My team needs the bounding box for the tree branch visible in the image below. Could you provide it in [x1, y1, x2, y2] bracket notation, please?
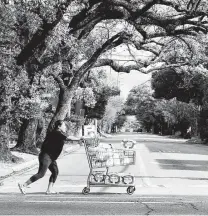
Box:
[40, 53, 61, 70]
[16, 0, 73, 65]
[174, 36, 194, 59]
[155, 0, 188, 13]
[69, 4, 129, 38]
[140, 62, 189, 73]
[187, 0, 202, 14]
[146, 40, 165, 46]
[129, 38, 164, 58]
[93, 58, 190, 75]
[50, 73, 66, 90]
[93, 58, 144, 73]
[126, 44, 145, 66]
[141, 46, 160, 56]
[69, 0, 207, 40]
[69, 31, 132, 88]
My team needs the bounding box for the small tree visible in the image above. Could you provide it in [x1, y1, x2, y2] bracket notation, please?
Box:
[114, 110, 127, 132]
[99, 96, 124, 133]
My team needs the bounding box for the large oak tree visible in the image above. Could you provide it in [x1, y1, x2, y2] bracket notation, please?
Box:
[1, 0, 208, 159]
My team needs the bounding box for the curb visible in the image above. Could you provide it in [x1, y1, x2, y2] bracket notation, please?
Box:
[0, 160, 37, 186]
[0, 144, 81, 185]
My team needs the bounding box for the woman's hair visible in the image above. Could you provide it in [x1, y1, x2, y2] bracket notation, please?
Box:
[54, 120, 64, 129]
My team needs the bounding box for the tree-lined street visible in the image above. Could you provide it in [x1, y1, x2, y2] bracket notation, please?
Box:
[1, 0, 208, 160]
[1, 132, 208, 214]
[1, 1, 208, 214]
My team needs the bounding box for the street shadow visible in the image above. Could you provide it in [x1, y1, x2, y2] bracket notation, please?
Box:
[0, 192, 133, 199]
[134, 176, 208, 181]
[156, 159, 208, 171]
[134, 140, 186, 144]
[143, 141, 208, 155]
[0, 192, 82, 196]
[61, 192, 125, 196]
[0, 192, 126, 196]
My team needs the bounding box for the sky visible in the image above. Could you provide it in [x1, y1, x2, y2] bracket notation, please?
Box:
[104, 44, 152, 100]
[107, 70, 151, 99]
[120, 71, 151, 99]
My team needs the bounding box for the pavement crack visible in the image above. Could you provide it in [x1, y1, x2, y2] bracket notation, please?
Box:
[174, 202, 199, 211]
[142, 203, 154, 215]
[189, 203, 199, 211]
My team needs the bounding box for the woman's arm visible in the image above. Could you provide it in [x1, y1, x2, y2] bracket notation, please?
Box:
[57, 128, 83, 142]
[66, 135, 81, 141]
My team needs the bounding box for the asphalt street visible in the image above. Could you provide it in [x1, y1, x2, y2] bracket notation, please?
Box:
[1, 132, 208, 215]
[0, 194, 208, 215]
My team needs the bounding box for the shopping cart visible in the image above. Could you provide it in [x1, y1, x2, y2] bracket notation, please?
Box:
[82, 137, 136, 195]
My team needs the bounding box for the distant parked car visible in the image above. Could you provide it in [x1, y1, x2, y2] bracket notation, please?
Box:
[135, 128, 142, 133]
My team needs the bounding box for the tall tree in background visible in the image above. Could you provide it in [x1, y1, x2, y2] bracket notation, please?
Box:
[100, 96, 125, 133]
[151, 66, 208, 138]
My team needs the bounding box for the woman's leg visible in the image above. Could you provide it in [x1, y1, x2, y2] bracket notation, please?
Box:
[46, 161, 59, 194]
[18, 152, 52, 194]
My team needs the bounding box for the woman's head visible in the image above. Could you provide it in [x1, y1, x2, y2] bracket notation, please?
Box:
[54, 120, 67, 133]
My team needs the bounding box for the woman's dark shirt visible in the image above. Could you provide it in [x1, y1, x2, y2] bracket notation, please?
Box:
[41, 130, 67, 160]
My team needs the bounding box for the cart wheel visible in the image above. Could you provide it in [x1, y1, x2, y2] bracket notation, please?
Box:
[82, 187, 90, 195]
[127, 186, 135, 195]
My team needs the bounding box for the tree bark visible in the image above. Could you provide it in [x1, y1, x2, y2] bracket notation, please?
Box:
[0, 144, 12, 161]
[47, 87, 74, 133]
[0, 125, 14, 161]
[12, 118, 39, 155]
[36, 117, 46, 149]
[0, 123, 21, 162]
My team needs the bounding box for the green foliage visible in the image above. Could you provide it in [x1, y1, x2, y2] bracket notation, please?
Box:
[73, 87, 96, 108]
[85, 86, 120, 119]
[125, 85, 152, 115]
[152, 67, 208, 105]
[0, 3, 59, 137]
[100, 95, 125, 133]
[125, 84, 197, 136]
[114, 114, 126, 130]
[151, 68, 185, 101]
[122, 116, 139, 132]
[66, 114, 85, 135]
[151, 64, 208, 139]
[81, 70, 120, 120]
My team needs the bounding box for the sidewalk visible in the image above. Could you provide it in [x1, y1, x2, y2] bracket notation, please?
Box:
[0, 143, 80, 185]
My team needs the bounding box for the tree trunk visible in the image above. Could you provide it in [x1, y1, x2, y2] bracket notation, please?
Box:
[47, 88, 73, 133]
[0, 124, 22, 162]
[10, 8, 39, 155]
[36, 117, 46, 149]
[0, 125, 13, 161]
[0, 144, 12, 161]
[12, 118, 39, 155]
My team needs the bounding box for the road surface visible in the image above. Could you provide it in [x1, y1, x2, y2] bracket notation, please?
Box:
[1, 132, 208, 215]
[0, 194, 208, 215]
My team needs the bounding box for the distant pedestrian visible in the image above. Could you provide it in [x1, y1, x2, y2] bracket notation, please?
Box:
[18, 120, 82, 195]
